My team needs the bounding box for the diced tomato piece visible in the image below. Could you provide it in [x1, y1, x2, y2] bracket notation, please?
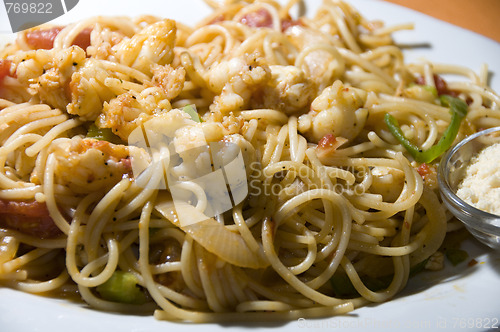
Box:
[240, 9, 273, 28]
[71, 28, 92, 50]
[25, 26, 92, 50]
[25, 27, 64, 50]
[415, 74, 459, 97]
[0, 60, 14, 93]
[0, 60, 11, 80]
[0, 199, 61, 238]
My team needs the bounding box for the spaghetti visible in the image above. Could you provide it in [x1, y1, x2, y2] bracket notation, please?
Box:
[0, 0, 498, 322]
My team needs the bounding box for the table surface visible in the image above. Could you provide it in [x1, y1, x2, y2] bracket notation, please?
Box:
[382, 0, 500, 43]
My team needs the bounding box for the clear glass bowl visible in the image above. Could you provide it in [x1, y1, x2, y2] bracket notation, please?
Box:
[438, 127, 500, 250]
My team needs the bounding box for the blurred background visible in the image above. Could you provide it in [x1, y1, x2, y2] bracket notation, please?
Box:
[1, 0, 499, 42]
[383, 0, 500, 42]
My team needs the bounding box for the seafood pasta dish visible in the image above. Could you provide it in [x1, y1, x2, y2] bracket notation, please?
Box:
[0, 0, 498, 322]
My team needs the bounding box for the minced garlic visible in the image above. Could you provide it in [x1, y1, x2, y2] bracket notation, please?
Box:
[457, 142, 500, 215]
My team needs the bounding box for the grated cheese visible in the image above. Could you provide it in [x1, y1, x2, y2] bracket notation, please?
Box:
[457, 142, 500, 215]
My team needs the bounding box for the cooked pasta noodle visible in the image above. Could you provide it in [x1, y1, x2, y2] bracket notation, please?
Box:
[0, 0, 498, 323]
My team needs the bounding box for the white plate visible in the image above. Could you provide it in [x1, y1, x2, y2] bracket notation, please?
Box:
[1, 1, 500, 331]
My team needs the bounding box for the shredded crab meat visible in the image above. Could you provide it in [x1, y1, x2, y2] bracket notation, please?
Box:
[68, 57, 118, 120]
[425, 251, 444, 271]
[299, 80, 368, 143]
[113, 19, 177, 75]
[285, 25, 345, 90]
[12, 46, 86, 110]
[42, 137, 145, 193]
[206, 55, 271, 116]
[95, 64, 185, 140]
[261, 65, 313, 114]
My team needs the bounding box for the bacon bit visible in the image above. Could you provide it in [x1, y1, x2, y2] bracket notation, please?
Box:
[416, 163, 432, 177]
[0, 60, 14, 90]
[281, 17, 301, 31]
[25, 26, 92, 50]
[468, 258, 478, 267]
[120, 157, 133, 177]
[416, 163, 438, 189]
[316, 134, 348, 159]
[240, 9, 273, 28]
[0, 199, 61, 238]
[120, 157, 132, 171]
[415, 74, 459, 97]
[318, 133, 338, 149]
[434, 75, 459, 97]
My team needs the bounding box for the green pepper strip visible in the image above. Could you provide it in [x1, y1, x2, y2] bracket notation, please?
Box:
[96, 270, 147, 304]
[384, 95, 468, 163]
[87, 124, 122, 144]
[445, 248, 469, 266]
[182, 104, 202, 123]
